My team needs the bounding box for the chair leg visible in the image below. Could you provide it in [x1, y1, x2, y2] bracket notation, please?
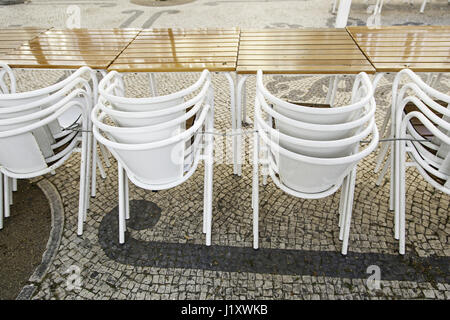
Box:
[91, 136, 98, 197]
[374, 137, 390, 173]
[125, 174, 130, 220]
[118, 163, 126, 244]
[224, 72, 237, 175]
[77, 131, 88, 236]
[398, 141, 406, 254]
[12, 178, 17, 192]
[252, 131, 260, 250]
[0, 172, 3, 229]
[3, 174, 10, 218]
[339, 175, 350, 232]
[242, 80, 250, 124]
[376, 156, 390, 186]
[203, 156, 208, 234]
[8, 178, 12, 205]
[205, 156, 213, 246]
[99, 143, 111, 168]
[341, 167, 357, 255]
[236, 74, 248, 176]
[149, 73, 158, 97]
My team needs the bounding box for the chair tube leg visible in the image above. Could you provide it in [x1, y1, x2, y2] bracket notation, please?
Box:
[99, 143, 111, 168]
[205, 155, 213, 246]
[77, 131, 88, 236]
[252, 130, 260, 250]
[225, 72, 237, 175]
[125, 173, 130, 220]
[339, 175, 350, 231]
[398, 140, 406, 254]
[149, 73, 158, 97]
[242, 80, 250, 124]
[341, 166, 357, 255]
[91, 136, 98, 197]
[12, 178, 17, 192]
[0, 172, 3, 229]
[374, 136, 390, 173]
[4, 174, 10, 218]
[118, 163, 125, 244]
[8, 178, 12, 205]
[376, 156, 390, 186]
[329, 75, 340, 107]
[236, 75, 248, 176]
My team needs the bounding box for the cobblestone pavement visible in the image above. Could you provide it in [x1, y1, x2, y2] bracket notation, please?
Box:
[1, 0, 449, 300]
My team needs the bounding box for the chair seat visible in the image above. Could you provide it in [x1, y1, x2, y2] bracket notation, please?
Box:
[286, 101, 332, 109]
[405, 100, 449, 186]
[404, 100, 446, 137]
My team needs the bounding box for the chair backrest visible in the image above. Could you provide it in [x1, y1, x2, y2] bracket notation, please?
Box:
[0, 62, 16, 94]
[257, 117, 379, 194]
[98, 70, 210, 128]
[0, 88, 90, 176]
[92, 70, 213, 187]
[257, 70, 374, 124]
[256, 70, 375, 141]
[255, 71, 379, 194]
[0, 65, 95, 158]
[394, 69, 450, 191]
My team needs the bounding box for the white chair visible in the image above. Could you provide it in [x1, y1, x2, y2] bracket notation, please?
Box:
[0, 62, 17, 218]
[92, 70, 215, 245]
[252, 70, 379, 255]
[0, 63, 109, 199]
[391, 69, 450, 254]
[375, 70, 449, 213]
[0, 69, 93, 234]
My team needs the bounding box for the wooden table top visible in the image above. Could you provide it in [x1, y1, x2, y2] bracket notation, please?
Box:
[108, 28, 240, 72]
[347, 25, 450, 73]
[0, 28, 49, 56]
[0, 28, 140, 70]
[236, 28, 375, 74]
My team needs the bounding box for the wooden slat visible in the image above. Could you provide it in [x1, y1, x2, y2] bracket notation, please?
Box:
[121, 51, 237, 58]
[127, 42, 238, 48]
[109, 28, 239, 72]
[109, 62, 236, 72]
[0, 59, 109, 69]
[237, 65, 376, 74]
[1, 28, 139, 69]
[114, 57, 237, 64]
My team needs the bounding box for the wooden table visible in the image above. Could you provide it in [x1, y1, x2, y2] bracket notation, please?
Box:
[108, 28, 240, 73]
[0, 28, 140, 69]
[109, 28, 242, 175]
[0, 27, 48, 56]
[347, 25, 450, 73]
[237, 28, 375, 75]
[235, 29, 376, 174]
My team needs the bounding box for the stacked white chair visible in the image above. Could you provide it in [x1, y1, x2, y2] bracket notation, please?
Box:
[0, 62, 17, 222]
[252, 70, 379, 255]
[0, 63, 95, 234]
[388, 69, 450, 254]
[92, 70, 215, 245]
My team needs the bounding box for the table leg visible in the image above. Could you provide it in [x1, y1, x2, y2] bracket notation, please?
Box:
[149, 73, 158, 97]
